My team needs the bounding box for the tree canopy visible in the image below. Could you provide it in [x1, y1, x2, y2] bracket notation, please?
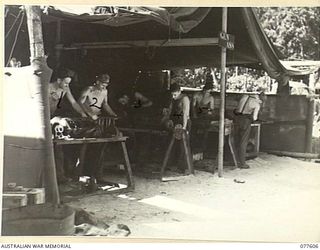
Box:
[255, 7, 320, 60]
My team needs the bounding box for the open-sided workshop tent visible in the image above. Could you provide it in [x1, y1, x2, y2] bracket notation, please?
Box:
[3, 6, 316, 192]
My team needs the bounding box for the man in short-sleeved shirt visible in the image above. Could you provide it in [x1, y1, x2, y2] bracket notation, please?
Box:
[233, 92, 266, 168]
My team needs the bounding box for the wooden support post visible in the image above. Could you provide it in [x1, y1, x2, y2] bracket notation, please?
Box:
[25, 6, 59, 203]
[55, 20, 62, 68]
[305, 99, 315, 153]
[218, 7, 228, 178]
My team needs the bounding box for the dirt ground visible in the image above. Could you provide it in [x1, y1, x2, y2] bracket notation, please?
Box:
[66, 153, 320, 242]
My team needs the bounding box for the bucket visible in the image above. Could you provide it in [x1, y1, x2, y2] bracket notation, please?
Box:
[2, 203, 75, 236]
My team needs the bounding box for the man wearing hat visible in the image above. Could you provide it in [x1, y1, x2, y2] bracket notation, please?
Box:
[79, 73, 117, 119]
[233, 91, 266, 169]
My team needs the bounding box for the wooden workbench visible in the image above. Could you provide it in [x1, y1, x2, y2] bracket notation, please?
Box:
[53, 135, 134, 190]
[193, 119, 238, 171]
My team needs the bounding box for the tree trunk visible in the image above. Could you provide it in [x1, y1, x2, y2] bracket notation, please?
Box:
[25, 6, 60, 203]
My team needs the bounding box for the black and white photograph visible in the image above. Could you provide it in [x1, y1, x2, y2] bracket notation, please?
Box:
[2, 3, 320, 243]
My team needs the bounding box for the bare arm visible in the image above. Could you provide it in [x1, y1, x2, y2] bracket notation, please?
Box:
[65, 88, 87, 117]
[135, 92, 153, 108]
[209, 96, 214, 113]
[161, 101, 172, 123]
[192, 93, 200, 118]
[252, 104, 260, 121]
[103, 92, 117, 116]
[182, 96, 190, 130]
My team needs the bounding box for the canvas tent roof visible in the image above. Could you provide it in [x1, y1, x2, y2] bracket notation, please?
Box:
[5, 6, 316, 81]
[41, 6, 316, 79]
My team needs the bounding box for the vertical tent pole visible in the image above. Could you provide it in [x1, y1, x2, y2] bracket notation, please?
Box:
[218, 7, 228, 177]
[55, 20, 62, 68]
[305, 98, 315, 153]
[25, 6, 60, 203]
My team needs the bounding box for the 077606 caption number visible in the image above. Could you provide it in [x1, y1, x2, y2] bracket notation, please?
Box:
[300, 244, 319, 248]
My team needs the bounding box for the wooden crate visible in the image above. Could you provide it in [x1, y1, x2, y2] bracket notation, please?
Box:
[2, 193, 28, 209]
[5, 188, 45, 205]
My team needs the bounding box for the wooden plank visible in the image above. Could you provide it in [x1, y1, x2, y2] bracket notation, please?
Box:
[5, 188, 45, 205]
[59, 37, 220, 50]
[2, 193, 28, 209]
[160, 135, 175, 180]
[53, 136, 128, 145]
[265, 150, 319, 159]
[182, 132, 194, 175]
[228, 132, 238, 169]
[119, 127, 168, 136]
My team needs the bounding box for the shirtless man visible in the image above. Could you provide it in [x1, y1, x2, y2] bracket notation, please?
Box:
[78, 73, 117, 181]
[79, 73, 117, 119]
[49, 69, 87, 184]
[163, 83, 191, 131]
[117, 91, 152, 109]
[163, 83, 191, 173]
[49, 69, 87, 118]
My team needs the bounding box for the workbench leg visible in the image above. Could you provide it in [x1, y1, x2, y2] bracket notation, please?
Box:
[76, 144, 87, 178]
[160, 135, 175, 180]
[130, 131, 138, 164]
[182, 132, 194, 174]
[256, 124, 261, 155]
[53, 145, 65, 182]
[96, 143, 108, 179]
[228, 134, 238, 169]
[121, 141, 135, 190]
[202, 130, 209, 153]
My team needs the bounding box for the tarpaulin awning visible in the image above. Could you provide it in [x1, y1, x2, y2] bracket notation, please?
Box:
[44, 6, 211, 34]
[6, 6, 318, 83]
